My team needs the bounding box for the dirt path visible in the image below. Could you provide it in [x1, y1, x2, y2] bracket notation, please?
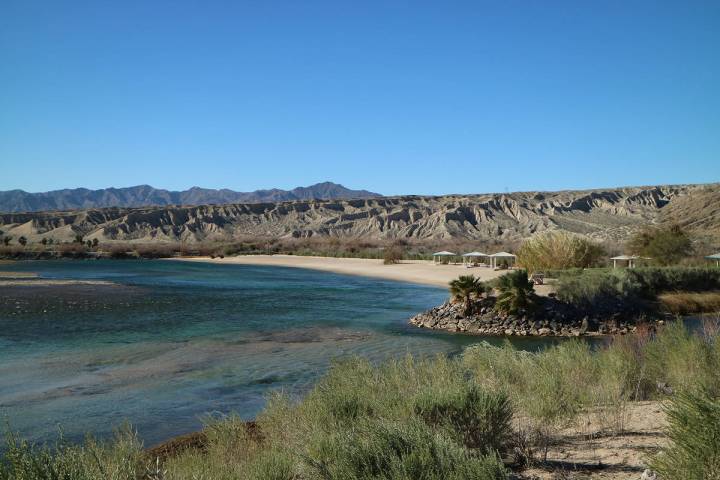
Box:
[520, 401, 666, 479]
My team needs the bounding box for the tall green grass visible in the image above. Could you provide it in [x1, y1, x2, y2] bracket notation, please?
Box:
[0, 425, 143, 480]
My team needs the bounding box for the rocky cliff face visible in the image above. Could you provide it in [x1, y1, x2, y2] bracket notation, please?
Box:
[0, 184, 716, 244]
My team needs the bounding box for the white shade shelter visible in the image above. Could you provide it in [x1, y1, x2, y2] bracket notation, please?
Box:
[706, 253, 720, 267]
[432, 251, 457, 265]
[611, 255, 640, 269]
[462, 251, 488, 267]
[489, 252, 516, 269]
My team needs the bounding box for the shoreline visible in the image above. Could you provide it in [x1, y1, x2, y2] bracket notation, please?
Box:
[168, 254, 507, 288]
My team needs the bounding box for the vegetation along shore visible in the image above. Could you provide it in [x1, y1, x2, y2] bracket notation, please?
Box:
[3, 319, 720, 479]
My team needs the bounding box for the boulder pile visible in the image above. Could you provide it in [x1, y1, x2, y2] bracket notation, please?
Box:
[409, 297, 655, 337]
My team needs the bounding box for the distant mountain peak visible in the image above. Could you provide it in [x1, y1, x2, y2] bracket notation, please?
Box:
[0, 182, 382, 213]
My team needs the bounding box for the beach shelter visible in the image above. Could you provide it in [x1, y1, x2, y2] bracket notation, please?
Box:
[432, 251, 457, 265]
[462, 251, 488, 267]
[611, 255, 641, 269]
[706, 253, 720, 267]
[489, 252, 516, 269]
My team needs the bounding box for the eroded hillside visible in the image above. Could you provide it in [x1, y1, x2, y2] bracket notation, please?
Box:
[1, 184, 717, 245]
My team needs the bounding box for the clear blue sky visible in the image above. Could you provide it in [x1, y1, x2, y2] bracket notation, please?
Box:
[1, 1, 718, 195]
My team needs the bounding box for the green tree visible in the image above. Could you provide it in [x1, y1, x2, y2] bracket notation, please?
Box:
[92, 238, 99, 247]
[627, 224, 693, 266]
[449, 275, 487, 316]
[41, 238, 48, 245]
[18, 236, 27, 247]
[74, 234, 84, 244]
[494, 269, 536, 315]
[2, 236, 10, 246]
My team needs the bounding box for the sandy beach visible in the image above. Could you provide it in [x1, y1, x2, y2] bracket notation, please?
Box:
[171, 255, 506, 288]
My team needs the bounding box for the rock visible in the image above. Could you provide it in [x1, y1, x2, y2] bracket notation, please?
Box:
[656, 382, 673, 395]
[579, 317, 590, 334]
[538, 328, 551, 336]
[504, 329, 514, 336]
[641, 469, 657, 480]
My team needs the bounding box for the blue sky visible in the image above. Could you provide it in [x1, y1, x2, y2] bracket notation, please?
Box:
[1, 1, 718, 195]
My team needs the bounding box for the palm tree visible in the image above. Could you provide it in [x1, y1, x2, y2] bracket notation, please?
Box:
[494, 269, 536, 315]
[449, 275, 487, 316]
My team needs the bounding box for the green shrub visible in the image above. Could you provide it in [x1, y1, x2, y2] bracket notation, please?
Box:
[414, 384, 512, 454]
[598, 328, 656, 401]
[649, 391, 720, 479]
[555, 270, 631, 308]
[306, 418, 508, 480]
[517, 231, 606, 273]
[462, 342, 588, 422]
[555, 267, 720, 310]
[630, 267, 720, 292]
[644, 320, 720, 396]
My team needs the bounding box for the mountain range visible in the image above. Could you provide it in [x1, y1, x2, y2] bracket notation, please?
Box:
[1, 183, 718, 246]
[0, 182, 381, 213]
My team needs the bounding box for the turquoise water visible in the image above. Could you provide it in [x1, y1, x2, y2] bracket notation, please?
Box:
[0, 260, 553, 447]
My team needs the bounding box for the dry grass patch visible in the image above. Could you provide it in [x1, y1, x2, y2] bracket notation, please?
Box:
[659, 291, 720, 314]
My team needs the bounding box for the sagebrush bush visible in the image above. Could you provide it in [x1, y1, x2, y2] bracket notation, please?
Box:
[306, 418, 507, 480]
[414, 384, 512, 454]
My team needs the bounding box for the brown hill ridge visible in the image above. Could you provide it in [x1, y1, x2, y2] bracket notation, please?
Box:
[0, 184, 718, 245]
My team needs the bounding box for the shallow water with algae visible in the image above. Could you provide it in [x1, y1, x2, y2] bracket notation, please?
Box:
[1, 259, 553, 446]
